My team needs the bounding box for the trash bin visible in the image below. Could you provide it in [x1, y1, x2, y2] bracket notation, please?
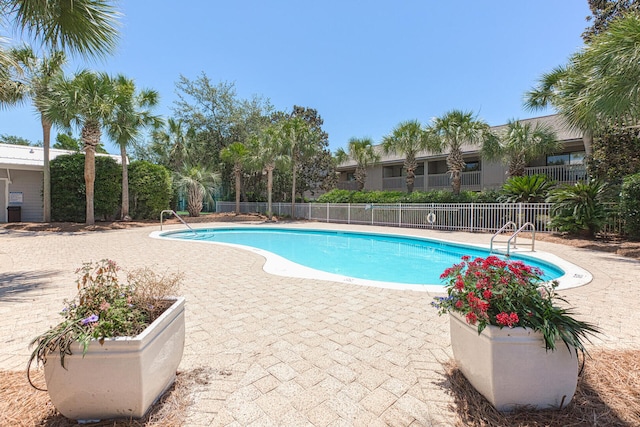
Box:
[7, 206, 21, 222]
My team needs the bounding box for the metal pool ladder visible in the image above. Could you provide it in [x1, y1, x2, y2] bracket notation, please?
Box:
[160, 210, 198, 235]
[490, 221, 536, 255]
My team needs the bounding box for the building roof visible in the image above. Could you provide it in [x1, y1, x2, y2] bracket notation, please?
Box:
[337, 114, 584, 169]
[0, 143, 123, 170]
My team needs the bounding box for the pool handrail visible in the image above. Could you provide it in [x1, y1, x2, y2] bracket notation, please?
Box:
[160, 210, 198, 235]
[490, 221, 536, 255]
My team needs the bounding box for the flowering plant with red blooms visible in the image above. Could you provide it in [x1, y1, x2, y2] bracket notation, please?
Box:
[433, 255, 600, 352]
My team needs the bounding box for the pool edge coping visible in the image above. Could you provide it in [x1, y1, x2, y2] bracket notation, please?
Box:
[149, 224, 593, 293]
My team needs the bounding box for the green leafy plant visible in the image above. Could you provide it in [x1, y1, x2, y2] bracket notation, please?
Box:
[621, 173, 640, 239]
[547, 179, 607, 238]
[500, 174, 554, 203]
[28, 260, 182, 374]
[432, 256, 599, 353]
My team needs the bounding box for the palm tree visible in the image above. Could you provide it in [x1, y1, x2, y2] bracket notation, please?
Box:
[278, 117, 318, 216]
[2, 0, 120, 58]
[106, 75, 161, 220]
[524, 15, 640, 155]
[335, 137, 380, 191]
[381, 120, 429, 194]
[1, 46, 65, 222]
[151, 118, 195, 170]
[42, 70, 116, 225]
[249, 125, 288, 220]
[220, 142, 250, 215]
[174, 163, 220, 217]
[482, 119, 560, 178]
[428, 110, 494, 195]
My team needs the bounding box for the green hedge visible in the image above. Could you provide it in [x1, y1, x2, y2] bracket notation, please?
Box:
[51, 153, 121, 222]
[316, 189, 501, 204]
[128, 161, 172, 220]
[621, 173, 640, 238]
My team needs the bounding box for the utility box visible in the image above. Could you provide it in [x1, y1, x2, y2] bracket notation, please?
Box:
[7, 206, 21, 222]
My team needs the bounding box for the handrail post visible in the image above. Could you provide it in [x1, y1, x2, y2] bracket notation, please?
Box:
[160, 210, 197, 235]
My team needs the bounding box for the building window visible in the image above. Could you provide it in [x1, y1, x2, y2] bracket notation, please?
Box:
[346, 172, 356, 181]
[547, 151, 585, 166]
[383, 164, 424, 178]
[464, 161, 480, 172]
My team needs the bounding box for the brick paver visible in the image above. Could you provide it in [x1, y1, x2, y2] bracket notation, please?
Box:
[1, 222, 638, 425]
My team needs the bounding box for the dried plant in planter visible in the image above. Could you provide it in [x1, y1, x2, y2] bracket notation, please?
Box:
[28, 260, 183, 377]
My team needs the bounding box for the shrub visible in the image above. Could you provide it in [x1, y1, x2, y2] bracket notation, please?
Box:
[621, 173, 640, 238]
[51, 154, 121, 222]
[547, 180, 607, 238]
[317, 189, 501, 204]
[500, 174, 554, 203]
[128, 161, 172, 220]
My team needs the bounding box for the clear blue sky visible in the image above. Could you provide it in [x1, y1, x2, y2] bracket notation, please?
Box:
[2, 1, 591, 154]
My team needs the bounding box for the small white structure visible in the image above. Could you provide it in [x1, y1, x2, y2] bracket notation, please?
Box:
[0, 143, 121, 222]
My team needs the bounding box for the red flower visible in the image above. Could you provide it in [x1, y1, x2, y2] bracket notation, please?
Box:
[455, 300, 464, 309]
[466, 312, 478, 324]
[495, 312, 519, 327]
[482, 289, 493, 300]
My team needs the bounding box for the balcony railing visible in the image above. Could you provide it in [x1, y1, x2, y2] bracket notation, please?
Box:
[427, 171, 481, 190]
[337, 181, 359, 191]
[525, 164, 587, 183]
[382, 176, 424, 190]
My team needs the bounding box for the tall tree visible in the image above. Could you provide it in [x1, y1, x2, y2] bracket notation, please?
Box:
[220, 142, 250, 214]
[149, 118, 195, 170]
[248, 125, 288, 220]
[1, 0, 120, 99]
[582, 0, 640, 41]
[428, 110, 494, 195]
[106, 75, 161, 220]
[0, 134, 32, 145]
[42, 70, 116, 225]
[1, 0, 120, 58]
[482, 119, 560, 177]
[1, 47, 66, 222]
[277, 116, 319, 216]
[381, 120, 429, 194]
[335, 137, 380, 191]
[526, 14, 640, 156]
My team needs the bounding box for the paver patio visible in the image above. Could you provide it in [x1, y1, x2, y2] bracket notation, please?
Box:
[1, 221, 639, 426]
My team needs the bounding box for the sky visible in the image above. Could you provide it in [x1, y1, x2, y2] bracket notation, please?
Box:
[2, 1, 592, 155]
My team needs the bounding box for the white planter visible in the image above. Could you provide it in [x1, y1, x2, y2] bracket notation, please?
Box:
[449, 312, 578, 412]
[44, 297, 186, 421]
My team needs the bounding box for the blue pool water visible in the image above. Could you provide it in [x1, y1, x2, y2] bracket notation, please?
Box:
[160, 227, 564, 286]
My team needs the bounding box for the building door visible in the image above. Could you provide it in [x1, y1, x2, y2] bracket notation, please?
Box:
[0, 179, 6, 222]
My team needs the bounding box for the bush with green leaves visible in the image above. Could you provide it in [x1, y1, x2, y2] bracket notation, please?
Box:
[620, 173, 640, 238]
[547, 180, 607, 238]
[317, 189, 501, 204]
[50, 153, 121, 222]
[500, 174, 554, 203]
[128, 161, 172, 220]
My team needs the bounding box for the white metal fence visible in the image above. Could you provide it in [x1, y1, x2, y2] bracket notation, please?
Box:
[215, 202, 561, 232]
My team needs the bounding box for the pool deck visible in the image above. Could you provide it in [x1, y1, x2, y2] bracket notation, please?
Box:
[1, 221, 639, 426]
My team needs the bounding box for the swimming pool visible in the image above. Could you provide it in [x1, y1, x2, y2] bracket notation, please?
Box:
[153, 226, 591, 292]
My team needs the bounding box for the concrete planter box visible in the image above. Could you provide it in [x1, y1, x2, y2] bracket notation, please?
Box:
[449, 312, 578, 412]
[44, 297, 186, 421]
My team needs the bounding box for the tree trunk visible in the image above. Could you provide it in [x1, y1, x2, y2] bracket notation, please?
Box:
[234, 168, 241, 215]
[120, 143, 130, 220]
[291, 161, 297, 218]
[81, 123, 101, 226]
[355, 167, 366, 191]
[42, 116, 52, 222]
[84, 146, 96, 225]
[447, 149, 466, 195]
[266, 165, 274, 220]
